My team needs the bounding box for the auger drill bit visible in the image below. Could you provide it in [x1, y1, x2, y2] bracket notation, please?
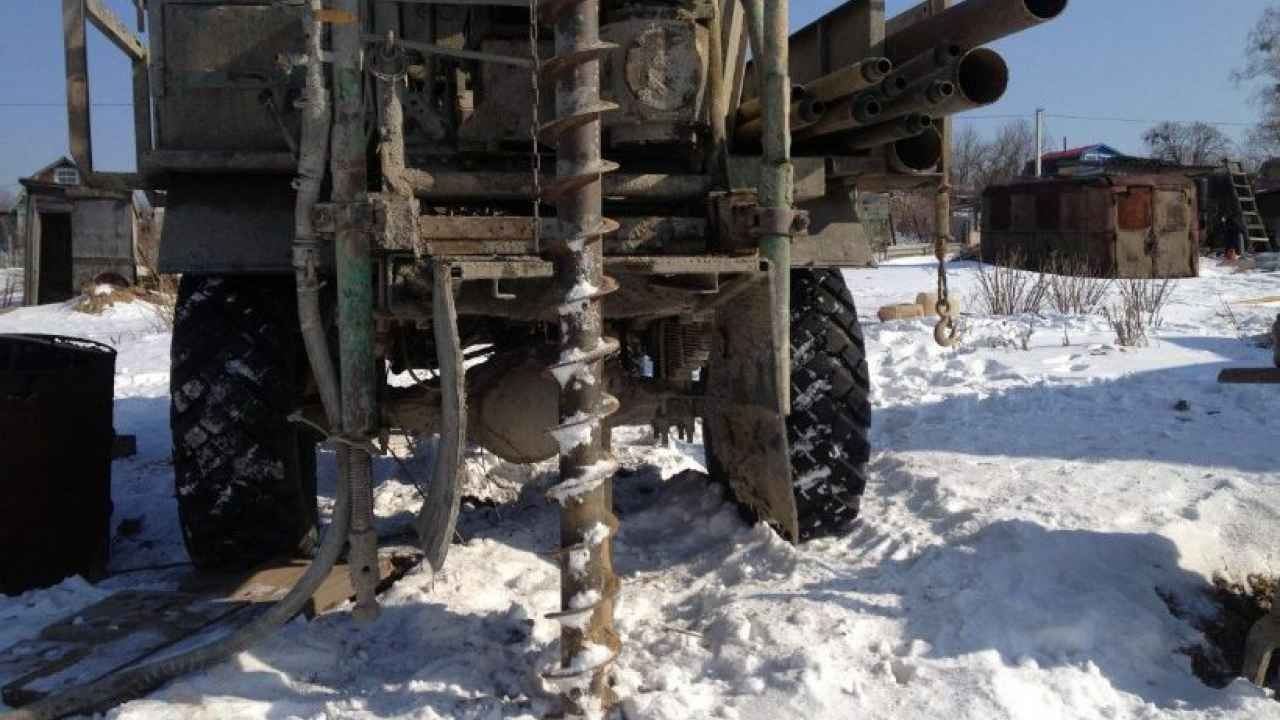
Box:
[536, 0, 623, 715]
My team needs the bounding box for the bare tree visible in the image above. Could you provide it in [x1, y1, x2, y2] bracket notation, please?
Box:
[949, 119, 1045, 196]
[1234, 5, 1280, 162]
[950, 123, 988, 194]
[1141, 121, 1233, 166]
[888, 192, 935, 243]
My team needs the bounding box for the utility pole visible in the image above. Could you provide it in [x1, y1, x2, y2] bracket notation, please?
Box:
[1034, 107, 1045, 177]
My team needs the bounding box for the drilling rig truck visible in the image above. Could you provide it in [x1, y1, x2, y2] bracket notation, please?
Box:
[21, 0, 1067, 716]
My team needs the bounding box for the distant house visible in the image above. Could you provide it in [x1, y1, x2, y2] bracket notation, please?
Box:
[1025, 144, 1208, 179]
[1032, 144, 1125, 177]
[19, 157, 141, 305]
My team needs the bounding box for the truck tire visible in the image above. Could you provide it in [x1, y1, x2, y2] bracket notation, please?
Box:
[171, 275, 320, 569]
[788, 268, 872, 540]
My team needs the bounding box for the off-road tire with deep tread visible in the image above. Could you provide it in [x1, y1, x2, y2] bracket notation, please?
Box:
[171, 275, 320, 569]
[788, 268, 872, 540]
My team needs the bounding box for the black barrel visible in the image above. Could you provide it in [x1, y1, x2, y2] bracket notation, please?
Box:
[1, 334, 116, 595]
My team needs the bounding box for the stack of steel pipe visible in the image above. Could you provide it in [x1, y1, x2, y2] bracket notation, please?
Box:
[735, 57, 890, 143]
[738, 0, 1069, 171]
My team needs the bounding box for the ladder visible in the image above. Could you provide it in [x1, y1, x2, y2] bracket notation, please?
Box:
[1224, 159, 1273, 253]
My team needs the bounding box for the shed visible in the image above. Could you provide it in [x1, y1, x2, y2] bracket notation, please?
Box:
[981, 174, 1199, 279]
[19, 158, 140, 305]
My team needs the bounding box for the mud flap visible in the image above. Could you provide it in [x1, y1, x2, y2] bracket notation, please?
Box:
[416, 261, 467, 571]
[702, 271, 800, 540]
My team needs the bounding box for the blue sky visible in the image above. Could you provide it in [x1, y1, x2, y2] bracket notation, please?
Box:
[0, 0, 1272, 196]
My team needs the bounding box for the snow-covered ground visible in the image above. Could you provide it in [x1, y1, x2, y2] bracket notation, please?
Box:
[3, 260, 1280, 719]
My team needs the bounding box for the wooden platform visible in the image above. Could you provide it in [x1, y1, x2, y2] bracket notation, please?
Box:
[1218, 367, 1280, 384]
[0, 552, 418, 707]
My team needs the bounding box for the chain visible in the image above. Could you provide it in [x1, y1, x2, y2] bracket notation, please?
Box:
[528, 0, 542, 253]
[934, 181, 961, 347]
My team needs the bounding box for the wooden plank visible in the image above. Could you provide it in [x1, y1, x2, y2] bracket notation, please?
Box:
[721, 0, 749, 118]
[63, 0, 93, 174]
[132, 61, 153, 170]
[416, 216, 708, 255]
[86, 0, 148, 61]
[1218, 368, 1280, 384]
[1, 591, 248, 707]
[179, 554, 412, 616]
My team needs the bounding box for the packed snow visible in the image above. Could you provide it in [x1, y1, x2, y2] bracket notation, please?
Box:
[3, 258, 1280, 719]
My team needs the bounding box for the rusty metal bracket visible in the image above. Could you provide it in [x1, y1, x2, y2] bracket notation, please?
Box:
[316, 198, 421, 252]
[312, 201, 375, 238]
[750, 206, 809, 239]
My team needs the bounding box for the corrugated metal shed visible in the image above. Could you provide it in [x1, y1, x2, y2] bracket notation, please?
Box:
[981, 174, 1199, 279]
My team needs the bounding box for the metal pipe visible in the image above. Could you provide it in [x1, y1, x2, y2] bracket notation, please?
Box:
[331, 0, 380, 623]
[734, 97, 826, 140]
[759, 0, 792, 414]
[886, 126, 944, 173]
[802, 57, 892, 103]
[880, 45, 962, 96]
[885, 0, 1068, 65]
[737, 84, 806, 124]
[817, 113, 933, 152]
[880, 47, 1005, 121]
[792, 92, 883, 142]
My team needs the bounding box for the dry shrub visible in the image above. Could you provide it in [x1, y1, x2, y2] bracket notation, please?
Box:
[1102, 278, 1176, 347]
[74, 277, 175, 332]
[1044, 254, 1112, 315]
[135, 239, 178, 330]
[0, 272, 18, 309]
[1103, 297, 1148, 347]
[971, 251, 1048, 316]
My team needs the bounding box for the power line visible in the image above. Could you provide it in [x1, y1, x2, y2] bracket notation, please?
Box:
[957, 112, 1255, 127]
[1049, 113, 1253, 127]
[0, 102, 132, 107]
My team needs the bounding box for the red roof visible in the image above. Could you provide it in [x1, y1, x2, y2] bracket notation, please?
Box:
[1039, 144, 1102, 163]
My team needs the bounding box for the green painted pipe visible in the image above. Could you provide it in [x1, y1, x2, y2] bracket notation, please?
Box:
[330, 0, 380, 622]
[758, 0, 793, 415]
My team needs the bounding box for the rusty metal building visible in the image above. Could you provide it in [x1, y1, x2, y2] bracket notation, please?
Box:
[19, 158, 140, 305]
[981, 174, 1199, 279]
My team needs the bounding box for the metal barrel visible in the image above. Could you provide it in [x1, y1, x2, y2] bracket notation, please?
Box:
[735, 97, 827, 140]
[833, 113, 934, 151]
[886, 126, 944, 173]
[885, 0, 1068, 65]
[801, 57, 893, 102]
[0, 334, 116, 595]
[880, 45, 963, 97]
[880, 48, 1007, 122]
[792, 92, 883, 141]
